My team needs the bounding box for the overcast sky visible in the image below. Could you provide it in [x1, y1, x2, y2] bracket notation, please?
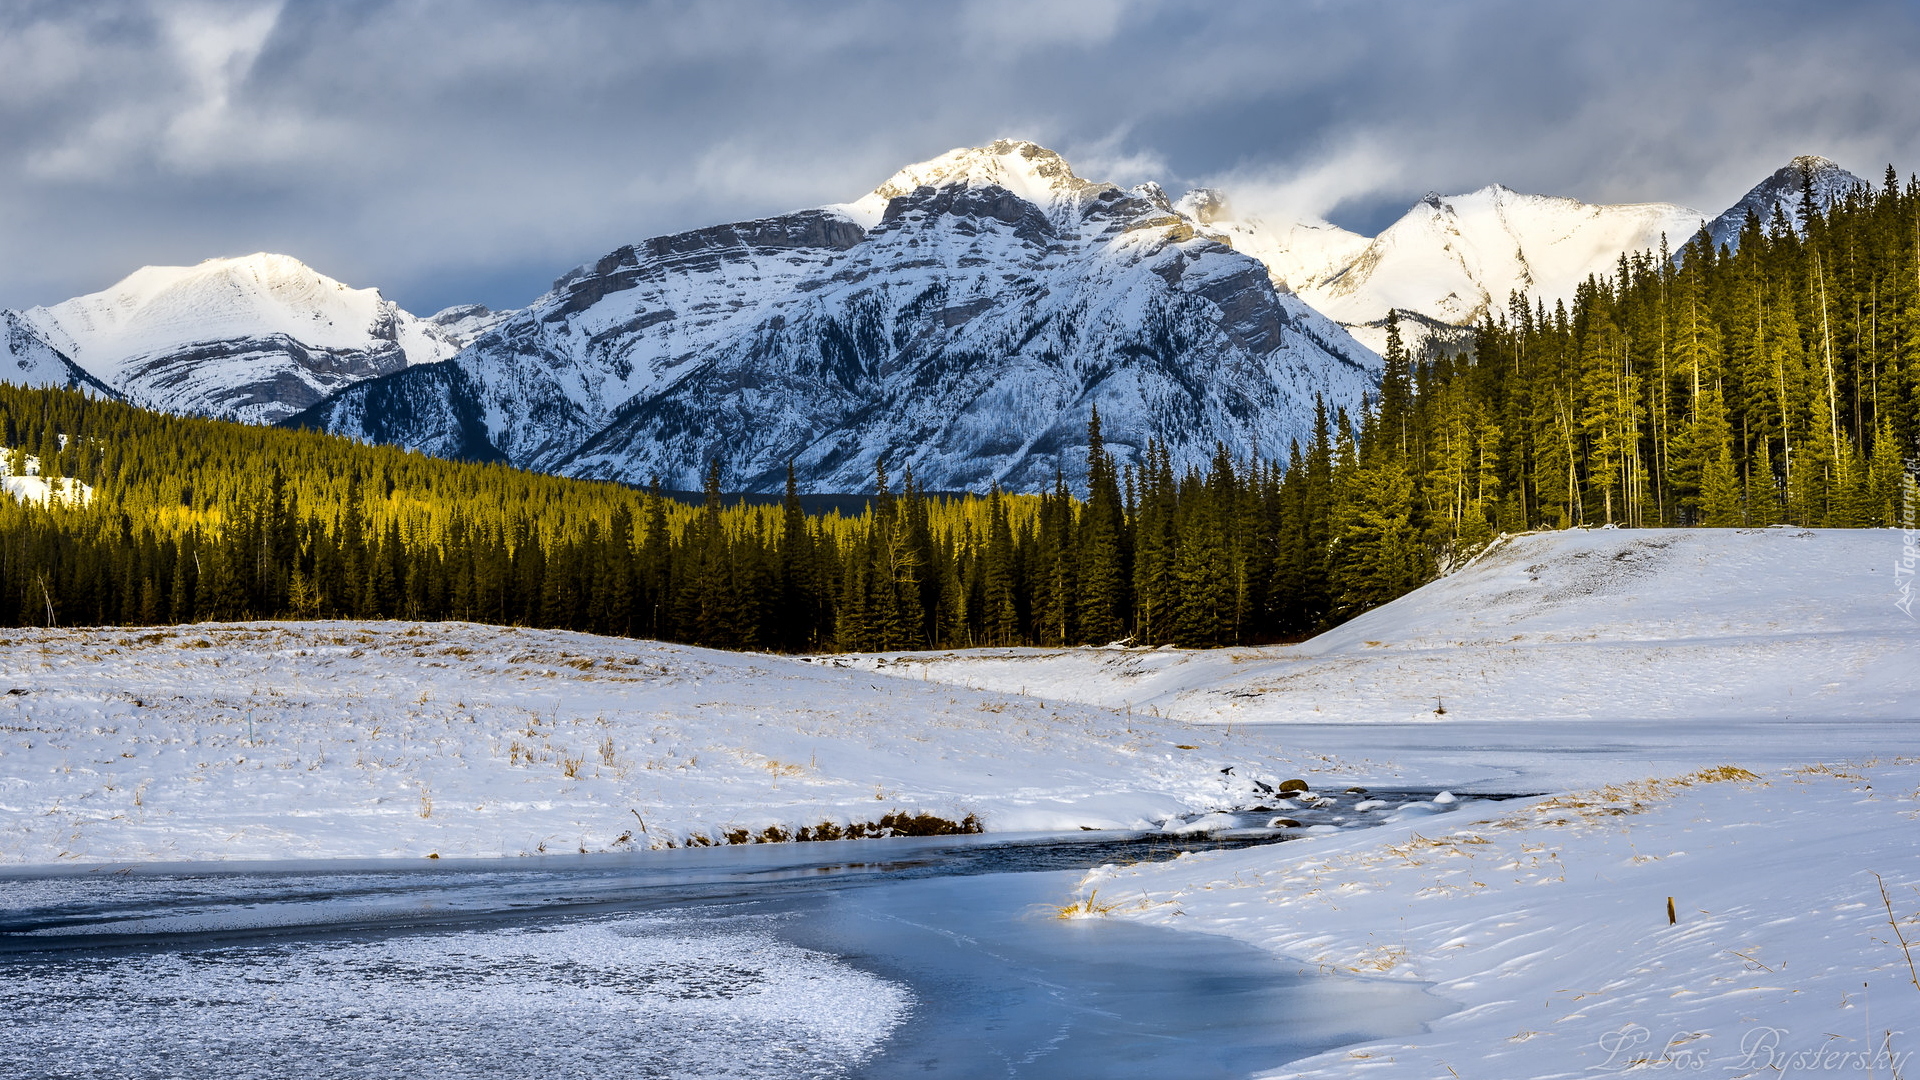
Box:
[6, 0, 1920, 315]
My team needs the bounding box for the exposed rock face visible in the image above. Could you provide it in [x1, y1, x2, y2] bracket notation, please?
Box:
[426, 304, 517, 348]
[291, 140, 1380, 492]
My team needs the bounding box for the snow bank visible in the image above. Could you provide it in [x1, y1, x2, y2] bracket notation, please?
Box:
[1075, 760, 1920, 1079]
[0, 622, 1327, 865]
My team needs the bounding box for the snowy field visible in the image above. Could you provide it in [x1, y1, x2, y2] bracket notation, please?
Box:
[1071, 759, 1920, 1079]
[0, 620, 1322, 864]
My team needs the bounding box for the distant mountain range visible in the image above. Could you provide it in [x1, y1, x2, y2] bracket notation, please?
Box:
[1192, 185, 1704, 354]
[0, 144, 1869, 491]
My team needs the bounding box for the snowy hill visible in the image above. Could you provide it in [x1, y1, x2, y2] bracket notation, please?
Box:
[841, 527, 1913, 731]
[291, 140, 1381, 493]
[14, 254, 465, 425]
[1702, 154, 1867, 252]
[1191, 186, 1703, 353]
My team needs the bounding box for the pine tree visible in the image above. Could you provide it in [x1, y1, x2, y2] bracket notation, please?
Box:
[1076, 406, 1126, 644]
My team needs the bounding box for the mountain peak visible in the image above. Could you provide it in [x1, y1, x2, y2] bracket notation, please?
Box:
[1303, 184, 1704, 334]
[1175, 187, 1231, 224]
[836, 139, 1115, 229]
[870, 139, 1098, 200]
[1702, 156, 1866, 251]
[18, 252, 460, 425]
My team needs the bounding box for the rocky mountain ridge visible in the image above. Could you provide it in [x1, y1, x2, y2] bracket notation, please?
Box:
[292, 140, 1382, 493]
[0, 144, 1873, 492]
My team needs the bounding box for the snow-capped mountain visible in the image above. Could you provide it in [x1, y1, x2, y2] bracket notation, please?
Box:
[292, 140, 1380, 493]
[1702, 155, 1867, 252]
[14, 254, 465, 425]
[1174, 188, 1371, 302]
[1, 311, 115, 395]
[1189, 185, 1703, 353]
[424, 303, 517, 348]
[1191, 156, 1865, 352]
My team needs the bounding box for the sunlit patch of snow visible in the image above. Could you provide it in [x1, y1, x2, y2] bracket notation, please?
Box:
[0, 446, 91, 506]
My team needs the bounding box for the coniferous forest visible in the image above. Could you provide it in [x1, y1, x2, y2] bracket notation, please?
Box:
[0, 169, 1915, 651]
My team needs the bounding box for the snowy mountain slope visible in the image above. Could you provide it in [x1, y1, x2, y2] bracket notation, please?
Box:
[17, 254, 463, 425]
[424, 302, 516, 347]
[1285, 186, 1701, 350]
[292, 141, 1381, 492]
[0, 311, 115, 395]
[1192, 157, 1863, 353]
[1702, 154, 1867, 252]
[1175, 188, 1372, 300]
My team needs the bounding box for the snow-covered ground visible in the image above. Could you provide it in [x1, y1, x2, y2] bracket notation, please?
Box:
[0, 446, 93, 506]
[843, 526, 1920, 1077]
[840, 528, 1914, 788]
[0, 621, 1325, 865]
[1, 526, 1913, 1077]
[1073, 760, 1920, 1079]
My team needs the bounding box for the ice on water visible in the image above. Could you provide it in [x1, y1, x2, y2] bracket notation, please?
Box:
[0, 912, 907, 1080]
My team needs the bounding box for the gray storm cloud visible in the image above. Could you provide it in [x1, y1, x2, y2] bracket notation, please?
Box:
[3, 0, 1917, 314]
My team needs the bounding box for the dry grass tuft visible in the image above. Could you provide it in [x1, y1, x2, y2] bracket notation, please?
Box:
[1057, 890, 1127, 919]
[1505, 766, 1767, 827]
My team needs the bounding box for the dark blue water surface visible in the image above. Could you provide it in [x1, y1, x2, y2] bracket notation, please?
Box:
[0, 824, 1456, 1079]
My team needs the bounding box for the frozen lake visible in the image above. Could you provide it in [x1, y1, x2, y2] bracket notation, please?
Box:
[0, 825, 1458, 1079]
